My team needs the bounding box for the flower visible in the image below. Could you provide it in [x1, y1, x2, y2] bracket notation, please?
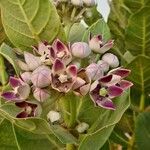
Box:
[51, 59, 77, 93]
[33, 88, 50, 102]
[73, 69, 91, 96]
[15, 101, 38, 118]
[86, 63, 103, 81]
[90, 68, 133, 110]
[18, 52, 42, 71]
[97, 60, 109, 72]
[89, 34, 114, 54]
[31, 65, 52, 88]
[1, 77, 30, 102]
[47, 110, 61, 123]
[21, 72, 32, 85]
[76, 122, 89, 133]
[102, 53, 119, 68]
[52, 39, 72, 65]
[71, 42, 91, 58]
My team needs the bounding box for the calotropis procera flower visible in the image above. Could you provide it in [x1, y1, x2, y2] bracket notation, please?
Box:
[97, 60, 109, 73]
[102, 53, 119, 68]
[71, 42, 91, 58]
[52, 39, 72, 65]
[89, 34, 114, 54]
[86, 63, 104, 81]
[21, 72, 32, 85]
[73, 69, 91, 96]
[90, 68, 133, 110]
[15, 101, 38, 118]
[18, 52, 42, 71]
[1, 77, 30, 101]
[31, 65, 52, 88]
[51, 59, 77, 93]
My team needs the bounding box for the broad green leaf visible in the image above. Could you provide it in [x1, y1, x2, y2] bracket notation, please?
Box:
[135, 112, 150, 150]
[126, 55, 150, 99]
[0, 12, 6, 44]
[125, 7, 150, 57]
[82, 19, 111, 42]
[0, 119, 64, 150]
[78, 90, 130, 150]
[0, 0, 65, 51]
[0, 43, 20, 75]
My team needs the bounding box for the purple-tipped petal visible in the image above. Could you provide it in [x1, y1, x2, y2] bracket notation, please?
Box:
[1, 91, 19, 101]
[52, 59, 65, 75]
[9, 77, 21, 88]
[16, 111, 28, 118]
[67, 65, 77, 78]
[49, 47, 56, 60]
[119, 80, 133, 90]
[96, 97, 116, 110]
[108, 86, 123, 98]
[99, 75, 112, 83]
[99, 40, 114, 53]
[109, 68, 131, 78]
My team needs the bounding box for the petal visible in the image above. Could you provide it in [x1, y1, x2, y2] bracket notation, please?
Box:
[108, 86, 123, 98]
[66, 65, 77, 78]
[109, 68, 131, 78]
[99, 75, 112, 83]
[21, 72, 32, 85]
[9, 77, 22, 88]
[17, 60, 30, 71]
[49, 47, 56, 60]
[96, 97, 116, 110]
[119, 80, 133, 90]
[80, 83, 90, 96]
[73, 77, 86, 90]
[38, 42, 49, 55]
[17, 84, 30, 100]
[16, 111, 28, 118]
[24, 52, 42, 71]
[99, 40, 114, 53]
[15, 101, 28, 108]
[52, 59, 66, 75]
[1, 91, 19, 101]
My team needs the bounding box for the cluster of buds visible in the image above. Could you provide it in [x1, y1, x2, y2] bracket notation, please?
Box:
[53, 0, 96, 7]
[1, 35, 133, 118]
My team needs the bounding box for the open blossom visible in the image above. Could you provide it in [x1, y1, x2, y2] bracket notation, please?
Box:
[51, 58, 78, 93]
[89, 34, 114, 54]
[90, 68, 133, 110]
[1, 77, 30, 102]
[73, 69, 91, 96]
[15, 101, 38, 118]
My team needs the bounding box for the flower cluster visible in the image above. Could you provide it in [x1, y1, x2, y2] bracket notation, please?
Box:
[1, 35, 133, 118]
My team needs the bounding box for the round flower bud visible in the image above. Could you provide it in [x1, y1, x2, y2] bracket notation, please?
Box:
[83, 0, 96, 6]
[33, 88, 50, 102]
[102, 53, 119, 68]
[21, 72, 32, 84]
[76, 122, 89, 133]
[71, 42, 91, 58]
[97, 60, 109, 72]
[71, 0, 83, 6]
[47, 110, 61, 123]
[31, 65, 51, 88]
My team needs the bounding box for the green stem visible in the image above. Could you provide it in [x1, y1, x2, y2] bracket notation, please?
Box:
[0, 55, 8, 85]
[139, 94, 145, 111]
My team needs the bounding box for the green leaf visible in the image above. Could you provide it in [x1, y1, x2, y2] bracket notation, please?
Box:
[0, 43, 20, 75]
[135, 112, 150, 150]
[126, 55, 150, 99]
[0, 119, 64, 150]
[82, 19, 111, 42]
[125, 7, 150, 57]
[0, 0, 65, 51]
[78, 90, 130, 150]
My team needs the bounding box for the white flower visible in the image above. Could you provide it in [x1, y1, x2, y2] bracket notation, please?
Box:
[76, 122, 89, 133]
[47, 111, 61, 123]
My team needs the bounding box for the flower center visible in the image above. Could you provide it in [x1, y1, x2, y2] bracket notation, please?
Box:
[58, 74, 68, 83]
[99, 87, 108, 97]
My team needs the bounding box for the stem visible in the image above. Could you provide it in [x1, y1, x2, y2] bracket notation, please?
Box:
[66, 144, 76, 150]
[139, 94, 145, 111]
[0, 55, 8, 85]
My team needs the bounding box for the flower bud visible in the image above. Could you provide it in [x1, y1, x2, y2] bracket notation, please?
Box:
[47, 110, 61, 123]
[21, 72, 32, 84]
[76, 122, 89, 133]
[71, 0, 83, 6]
[31, 65, 51, 88]
[71, 42, 91, 58]
[102, 53, 119, 68]
[83, 0, 96, 6]
[86, 63, 103, 80]
[33, 88, 50, 102]
[97, 60, 109, 72]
